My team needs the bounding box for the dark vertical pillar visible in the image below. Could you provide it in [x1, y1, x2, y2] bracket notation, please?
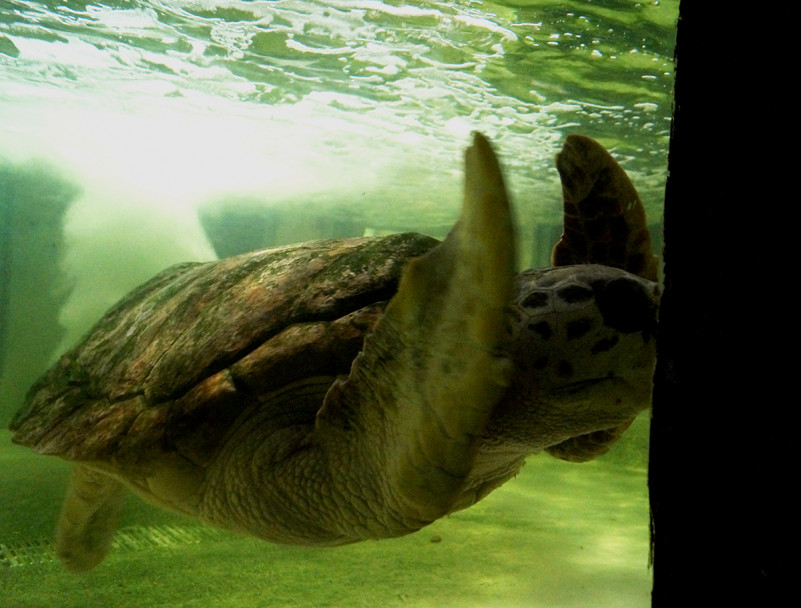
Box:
[0, 162, 76, 428]
[650, 2, 782, 604]
[0, 162, 11, 379]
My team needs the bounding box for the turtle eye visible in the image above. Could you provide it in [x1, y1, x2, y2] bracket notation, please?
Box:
[593, 277, 657, 334]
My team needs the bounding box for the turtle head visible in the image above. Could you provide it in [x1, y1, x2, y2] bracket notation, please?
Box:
[488, 264, 659, 455]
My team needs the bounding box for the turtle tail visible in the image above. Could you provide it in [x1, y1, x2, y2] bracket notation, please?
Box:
[55, 465, 127, 573]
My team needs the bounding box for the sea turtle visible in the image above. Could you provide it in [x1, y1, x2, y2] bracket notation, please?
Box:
[10, 133, 659, 572]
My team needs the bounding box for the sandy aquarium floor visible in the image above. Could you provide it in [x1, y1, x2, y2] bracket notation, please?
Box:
[0, 421, 652, 608]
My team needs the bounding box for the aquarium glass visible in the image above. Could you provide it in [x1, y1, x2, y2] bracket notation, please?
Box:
[1, 1, 677, 606]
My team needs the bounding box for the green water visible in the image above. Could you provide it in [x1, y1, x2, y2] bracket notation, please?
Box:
[1, 1, 676, 605]
[1, 423, 652, 607]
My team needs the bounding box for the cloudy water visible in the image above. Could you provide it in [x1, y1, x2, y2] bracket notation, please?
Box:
[1, 1, 677, 606]
[1, 0, 676, 326]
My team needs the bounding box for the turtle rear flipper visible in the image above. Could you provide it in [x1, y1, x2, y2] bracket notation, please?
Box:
[312, 132, 516, 534]
[55, 465, 127, 573]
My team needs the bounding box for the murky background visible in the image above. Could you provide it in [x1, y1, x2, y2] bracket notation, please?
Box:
[1, 1, 676, 605]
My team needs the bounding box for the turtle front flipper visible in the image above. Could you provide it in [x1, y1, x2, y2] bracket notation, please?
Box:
[315, 132, 516, 534]
[552, 134, 658, 282]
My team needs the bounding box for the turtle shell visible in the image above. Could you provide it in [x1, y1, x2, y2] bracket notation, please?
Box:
[10, 233, 438, 464]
